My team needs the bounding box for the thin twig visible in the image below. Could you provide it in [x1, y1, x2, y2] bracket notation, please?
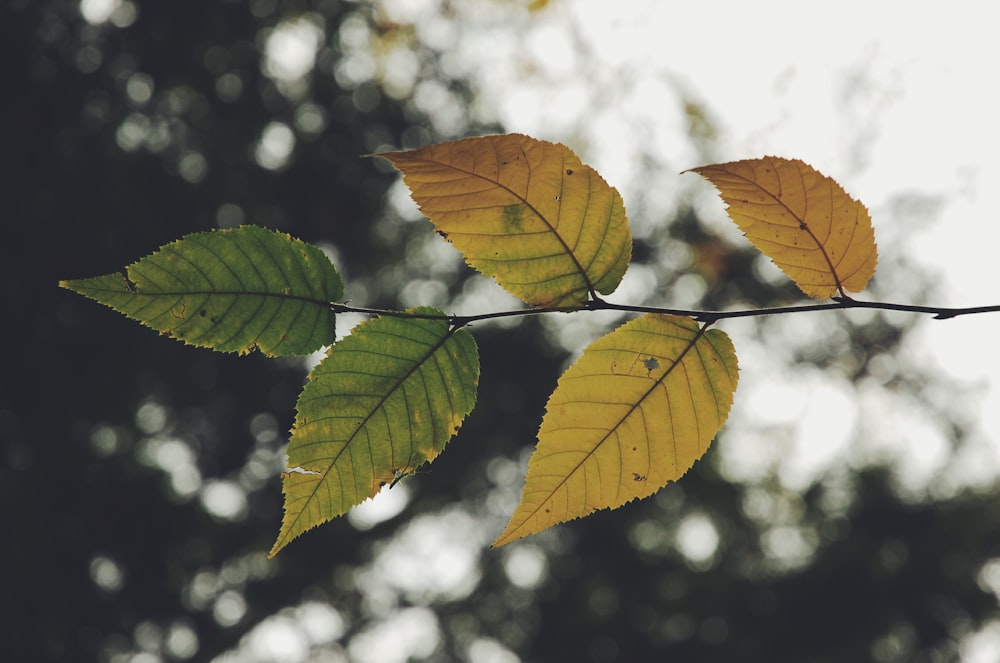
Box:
[331, 298, 1000, 327]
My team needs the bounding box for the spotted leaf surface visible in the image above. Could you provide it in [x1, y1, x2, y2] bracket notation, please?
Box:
[379, 134, 632, 307]
[494, 314, 738, 546]
[60, 225, 342, 356]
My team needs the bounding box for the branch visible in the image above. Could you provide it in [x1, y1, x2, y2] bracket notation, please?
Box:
[331, 298, 1000, 328]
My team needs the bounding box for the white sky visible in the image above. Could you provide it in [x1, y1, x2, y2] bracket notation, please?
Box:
[403, 0, 1000, 493]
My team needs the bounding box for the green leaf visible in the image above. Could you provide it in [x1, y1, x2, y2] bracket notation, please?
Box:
[60, 225, 343, 357]
[270, 308, 479, 557]
[494, 314, 739, 547]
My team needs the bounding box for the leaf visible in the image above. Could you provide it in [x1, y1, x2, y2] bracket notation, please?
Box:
[60, 225, 342, 357]
[378, 134, 632, 308]
[270, 308, 479, 556]
[493, 314, 738, 547]
[689, 157, 878, 298]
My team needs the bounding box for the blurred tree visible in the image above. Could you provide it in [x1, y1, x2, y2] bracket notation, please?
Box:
[3, 1, 1000, 662]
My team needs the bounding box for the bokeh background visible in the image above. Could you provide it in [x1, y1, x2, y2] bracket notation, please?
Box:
[5, 1, 1000, 661]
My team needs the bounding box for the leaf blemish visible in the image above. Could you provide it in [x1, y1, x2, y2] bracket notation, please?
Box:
[642, 357, 659, 374]
[566, 169, 573, 175]
[632, 473, 646, 482]
[283, 466, 322, 477]
[120, 271, 137, 293]
[502, 204, 524, 232]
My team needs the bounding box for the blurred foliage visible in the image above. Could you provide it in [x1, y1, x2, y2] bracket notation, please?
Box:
[3, 1, 1000, 662]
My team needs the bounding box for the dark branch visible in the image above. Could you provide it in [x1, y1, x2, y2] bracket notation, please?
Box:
[331, 298, 1000, 327]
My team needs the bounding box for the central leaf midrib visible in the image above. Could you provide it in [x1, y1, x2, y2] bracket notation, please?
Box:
[727, 164, 844, 292]
[417, 153, 598, 300]
[107, 286, 334, 307]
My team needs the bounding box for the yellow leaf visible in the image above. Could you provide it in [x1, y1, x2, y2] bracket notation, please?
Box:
[689, 157, 877, 298]
[493, 314, 738, 547]
[378, 134, 632, 307]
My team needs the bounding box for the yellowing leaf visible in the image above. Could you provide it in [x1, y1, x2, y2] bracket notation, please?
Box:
[378, 134, 632, 308]
[60, 226, 343, 356]
[493, 314, 738, 547]
[270, 309, 479, 557]
[689, 157, 878, 298]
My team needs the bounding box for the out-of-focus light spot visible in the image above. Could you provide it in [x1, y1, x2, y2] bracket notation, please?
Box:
[468, 637, 521, 663]
[142, 118, 172, 152]
[335, 52, 376, 89]
[674, 512, 720, 567]
[486, 456, 521, 487]
[169, 464, 203, 499]
[872, 622, 917, 662]
[380, 47, 420, 99]
[297, 602, 346, 644]
[89, 555, 125, 592]
[348, 484, 411, 530]
[178, 151, 208, 184]
[216, 203, 245, 228]
[263, 15, 324, 83]
[109, 0, 137, 28]
[135, 401, 167, 434]
[90, 424, 123, 456]
[215, 73, 244, 102]
[200, 480, 248, 521]
[75, 44, 103, 73]
[79, 0, 118, 24]
[184, 570, 219, 611]
[978, 558, 1000, 598]
[362, 507, 487, 604]
[347, 607, 440, 663]
[962, 619, 1000, 663]
[661, 612, 696, 643]
[761, 525, 818, 571]
[255, 122, 295, 170]
[249, 412, 279, 444]
[134, 620, 161, 652]
[214, 601, 346, 661]
[213, 589, 247, 627]
[294, 102, 327, 135]
[161, 85, 194, 115]
[125, 72, 154, 105]
[338, 13, 370, 50]
[628, 519, 671, 555]
[116, 113, 149, 151]
[164, 621, 199, 660]
[670, 272, 708, 308]
[136, 434, 203, 500]
[138, 437, 189, 472]
[244, 615, 309, 662]
[502, 544, 547, 589]
[399, 279, 447, 308]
